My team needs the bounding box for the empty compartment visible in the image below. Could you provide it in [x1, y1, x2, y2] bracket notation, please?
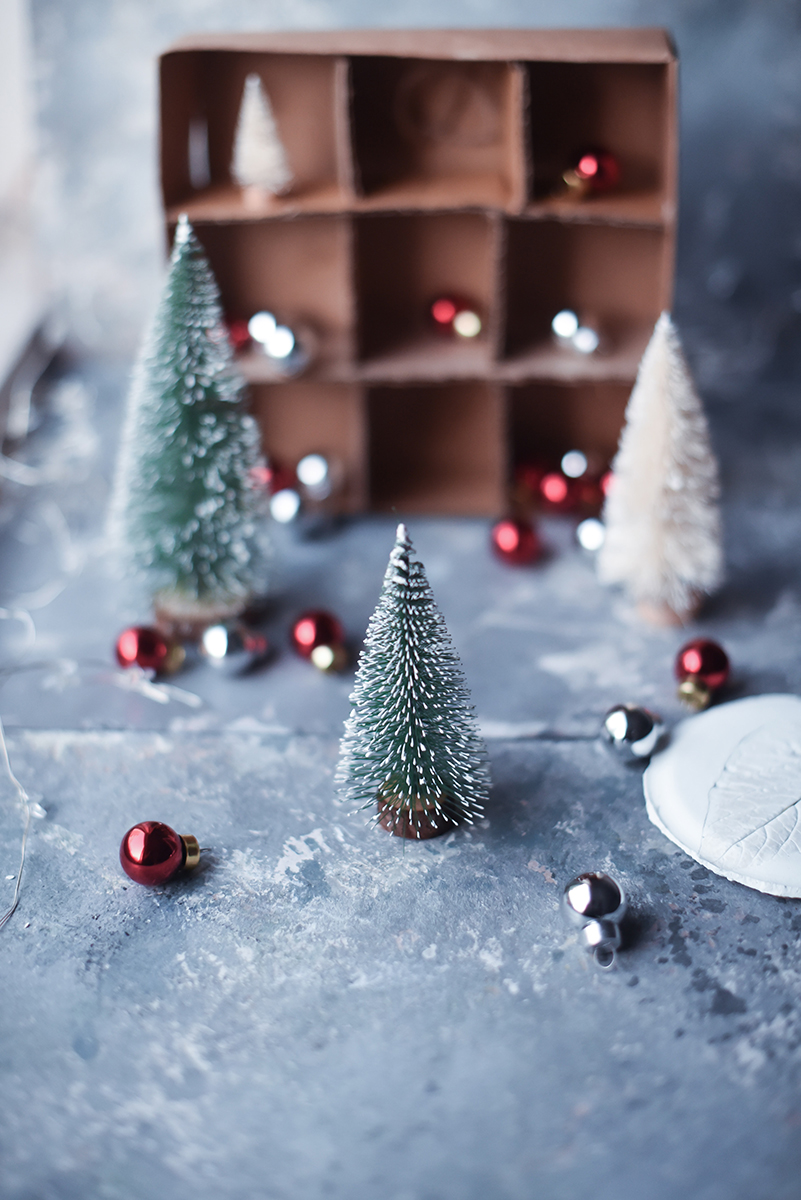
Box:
[189, 216, 355, 365]
[355, 212, 497, 372]
[509, 381, 630, 473]
[527, 62, 672, 213]
[368, 383, 505, 515]
[160, 50, 347, 214]
[350, 57, 524, 207]
[251, 382, 366, 511]
[503, 220, 668, 372]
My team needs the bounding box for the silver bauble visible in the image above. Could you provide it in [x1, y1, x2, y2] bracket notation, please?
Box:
[562, 872, 628, 969]
[601, 703, 664, 763]
[200, 623, 270, 674]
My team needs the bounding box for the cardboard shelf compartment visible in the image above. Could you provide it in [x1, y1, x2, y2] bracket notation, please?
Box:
[250, 382, 366, 511]
[508, 381, 631, 473]
[527, 62, 674, 210]
[188, 216, 355, 367]
[354, 211, 500, 367]
[502, 219, 669, 366]
[160, 51, 352, 213]
[368, 383, 505, 515]
[349, 57, 526, 211]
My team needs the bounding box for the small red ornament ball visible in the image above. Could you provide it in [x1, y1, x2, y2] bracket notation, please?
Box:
[291, 610, 345, 658]
[115, 626, 184, 674]
[540, 472, 575, 511]
[226, 318, 251, 352]
[574, 149, 621, 192]
[674, 638, 730, 691]
[120, 822, 187, 886]
[491, 518, 541, 565]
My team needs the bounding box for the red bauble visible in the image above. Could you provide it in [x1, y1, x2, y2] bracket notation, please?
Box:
[574, 476, 604, 514]
[515, 461, 549, 499]
[249, 460, 295, 495]
[431, 296, 459, 328]
[539, 471, 576, 511]
[119, 821, 200, 886]
[491, 518, 541, 565]
[291, 610, 345, 658]
[226, 318, 252, 352]
[115, 626, 184, 675]
[675, 638, 730, 691]
[574, 149, 621, 192]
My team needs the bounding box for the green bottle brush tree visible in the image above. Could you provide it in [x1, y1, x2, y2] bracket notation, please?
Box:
[110, 215, 266, 637]
[337, 524, 490, 839]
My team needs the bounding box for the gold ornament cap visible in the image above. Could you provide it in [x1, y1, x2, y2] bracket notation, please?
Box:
[677, 677, 712, 712]
[180, 834, 201, 870]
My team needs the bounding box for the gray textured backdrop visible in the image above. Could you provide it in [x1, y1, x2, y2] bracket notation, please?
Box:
[28, 0, 801, 397]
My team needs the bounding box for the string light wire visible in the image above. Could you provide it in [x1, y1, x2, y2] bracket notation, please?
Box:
[0, 714, 33, 932]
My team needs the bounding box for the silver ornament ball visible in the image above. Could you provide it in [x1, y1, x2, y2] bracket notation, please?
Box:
[562, 872, 627, 970]
[601, 703, 664, 763]
[200, 623, 270, 674]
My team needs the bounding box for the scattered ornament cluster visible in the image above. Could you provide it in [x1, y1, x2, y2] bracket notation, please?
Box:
[225, 311, 307, 374]
[490, 452, 612, 565]
[251, 452, 336, 524]
[551, 309, 600, 355]
[114, 606, 347, 682]
[600, 638, 730, 768]
[430, 296, 482, 340]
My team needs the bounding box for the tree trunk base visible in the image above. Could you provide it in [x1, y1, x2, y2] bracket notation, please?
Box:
[636, 596, 702, 627]
[377, 796, 458, 841]
[153, 592, 248, 642]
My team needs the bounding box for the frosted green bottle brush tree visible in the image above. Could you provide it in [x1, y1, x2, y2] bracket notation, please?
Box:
[110, 215, 265, 628]
[337, 524, 490, 839]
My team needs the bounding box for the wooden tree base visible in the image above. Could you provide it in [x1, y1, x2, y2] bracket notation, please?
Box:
[377, 796, 458, 841]
[637, 595, 702, 628]
[153, 592, 248, 642]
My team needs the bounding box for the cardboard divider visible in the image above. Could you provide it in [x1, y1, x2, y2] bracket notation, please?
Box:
[527, 62, 670, 207]
[508, 381, 630, 471]
[186, 216, 355, 365]
[160, 50, 347, 212]
[503, 219, 666, 364]
[349, 57, 524, 209]
[251, 382, 366, 511]
[368, 382, 505, 515]
[354, 211, 496, 368]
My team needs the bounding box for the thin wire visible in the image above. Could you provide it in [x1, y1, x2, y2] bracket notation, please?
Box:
[0, 714, 32, 931]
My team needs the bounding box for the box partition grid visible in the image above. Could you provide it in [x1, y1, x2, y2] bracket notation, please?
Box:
[160, 29, 677, 515]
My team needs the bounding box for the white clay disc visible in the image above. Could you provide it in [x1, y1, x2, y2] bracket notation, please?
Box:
[644, 694, 801, 897]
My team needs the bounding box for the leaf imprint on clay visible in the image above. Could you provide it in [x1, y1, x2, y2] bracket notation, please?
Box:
[701, 721, 801, 871]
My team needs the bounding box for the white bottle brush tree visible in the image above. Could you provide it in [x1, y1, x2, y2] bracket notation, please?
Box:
[231, 73, 293, 197]
[110, 215, 265, 627]
[337, 524, 490, 839]
[598, 312, 723, 625]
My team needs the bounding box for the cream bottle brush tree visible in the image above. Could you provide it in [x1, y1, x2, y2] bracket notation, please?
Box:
[598, 312, 723, 625]
[336, 524, 490, 839]
[231, 73, 293, 199]
[109, 215, 265, 632]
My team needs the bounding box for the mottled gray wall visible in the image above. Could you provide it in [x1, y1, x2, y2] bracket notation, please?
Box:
[29, 0, 801, 394]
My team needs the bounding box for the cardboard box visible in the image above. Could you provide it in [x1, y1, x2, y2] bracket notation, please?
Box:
[159, 29, 677, 515]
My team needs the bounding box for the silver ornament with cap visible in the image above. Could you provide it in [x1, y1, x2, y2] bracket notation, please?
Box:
[200, 622, 270, 674]
[601, 703, 664, 763]
[562, 872, 628, 969]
